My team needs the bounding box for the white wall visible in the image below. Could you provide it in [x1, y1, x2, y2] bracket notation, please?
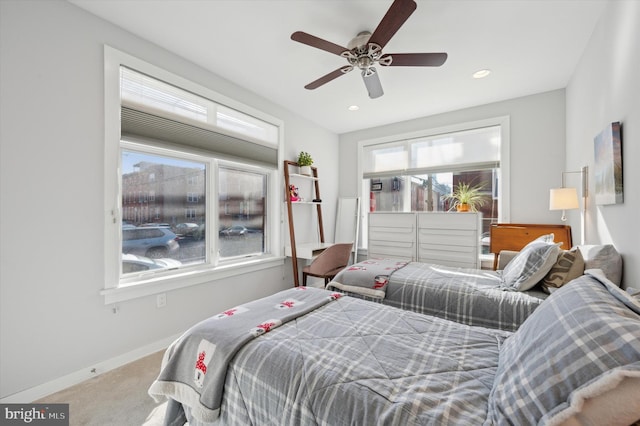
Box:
[281, 117, 341, 286]
[566, 0, 640, 287]
[0, 0, 338, 400]
[339, 89, 567, 225]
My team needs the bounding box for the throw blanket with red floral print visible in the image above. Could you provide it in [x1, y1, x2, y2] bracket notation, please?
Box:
[329, 258, 409, 298]
[148, 287, 342, 423]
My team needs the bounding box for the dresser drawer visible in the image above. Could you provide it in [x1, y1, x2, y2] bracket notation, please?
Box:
[418, 246, 479, 268]
[369, 241, 415, 261]
[370, 225, 415, 243]
[370, 212, 415, 227]
[417, 212, 479, 230]
[418, 228, 477, 247]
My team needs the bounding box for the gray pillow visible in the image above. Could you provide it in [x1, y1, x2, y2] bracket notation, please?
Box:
[502, 240, 560, 291]
[487, 271, 640, 424]
[578, 244, 623, 285]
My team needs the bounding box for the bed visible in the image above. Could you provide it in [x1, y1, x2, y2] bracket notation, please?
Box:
[327, 258, 548, 331]
[149, 270, 640, 426]
[327, 224, 622, 332]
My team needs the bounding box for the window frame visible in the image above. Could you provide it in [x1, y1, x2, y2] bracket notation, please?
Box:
[357, 117, 511, 249]
[102, 46, 284, 304]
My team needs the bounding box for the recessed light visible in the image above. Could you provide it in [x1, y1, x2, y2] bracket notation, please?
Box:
[348, 105, 359, 111]
[473, 69, 491, 79]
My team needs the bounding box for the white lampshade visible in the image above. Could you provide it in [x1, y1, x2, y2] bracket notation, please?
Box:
[549, 187, 579, 210]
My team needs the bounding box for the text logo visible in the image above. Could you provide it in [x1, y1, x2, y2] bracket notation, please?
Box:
[1, 404, 69, 425]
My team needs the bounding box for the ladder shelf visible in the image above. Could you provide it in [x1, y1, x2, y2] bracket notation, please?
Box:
[284, 160, 326, 287]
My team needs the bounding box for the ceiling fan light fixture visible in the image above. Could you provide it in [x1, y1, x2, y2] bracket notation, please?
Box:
[473, 69, 491, 79]
[347, 31, 373, 50]
[291, 0, 447, 97]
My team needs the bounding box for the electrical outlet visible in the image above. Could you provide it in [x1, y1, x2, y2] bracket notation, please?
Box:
[157, 293, 166, 308]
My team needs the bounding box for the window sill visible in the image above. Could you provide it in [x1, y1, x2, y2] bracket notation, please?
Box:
[101, 255, 284, 304]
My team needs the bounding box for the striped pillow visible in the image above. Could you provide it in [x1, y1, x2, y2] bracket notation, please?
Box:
[502, 240, 560, 291]
[487, 271, 640, 425]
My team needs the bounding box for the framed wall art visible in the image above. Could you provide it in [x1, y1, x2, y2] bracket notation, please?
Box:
[593, 121, 623, 205]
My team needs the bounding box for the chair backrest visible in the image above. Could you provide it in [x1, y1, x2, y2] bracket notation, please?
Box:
[307, 242, 353, 275]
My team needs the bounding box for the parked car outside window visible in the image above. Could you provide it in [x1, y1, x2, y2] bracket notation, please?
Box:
[219, 225, 248, 238]
[122, 227, 179, 258]
[122, 253, 182, 274]
[174, 222, 199, 236]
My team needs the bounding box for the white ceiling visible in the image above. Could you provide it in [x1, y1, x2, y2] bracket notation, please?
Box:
[69, 0, 607, 134]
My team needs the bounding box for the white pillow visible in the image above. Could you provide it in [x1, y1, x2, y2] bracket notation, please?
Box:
[533, 233, 556, 244]
[546, 373, 640, 426]
[502, 239, 560, 291]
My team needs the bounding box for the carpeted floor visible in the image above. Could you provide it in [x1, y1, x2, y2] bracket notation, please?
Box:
[35, 350, 168, 426]
[33, 282, 328, 425]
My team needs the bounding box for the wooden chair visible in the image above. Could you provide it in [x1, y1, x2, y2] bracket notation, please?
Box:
[302, 242, 353, 286]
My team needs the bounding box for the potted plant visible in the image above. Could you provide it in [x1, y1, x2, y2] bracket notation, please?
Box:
[446, 181, 488, 212]
[297, 151, 313, 176]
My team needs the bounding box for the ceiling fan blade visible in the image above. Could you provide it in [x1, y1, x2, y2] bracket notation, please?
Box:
[362, 68, 384, 99]
[380, 52, 448, 67]
[368, 0, 417, 50]
[291, 31, 349, 56]
[305, 66, 353, 90]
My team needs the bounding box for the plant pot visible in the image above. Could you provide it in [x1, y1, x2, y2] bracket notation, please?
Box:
[456, 203, 470, 212]
[299, 165, 312, 176]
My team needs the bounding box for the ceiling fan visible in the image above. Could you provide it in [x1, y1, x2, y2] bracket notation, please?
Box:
[291, 0, 448, 99]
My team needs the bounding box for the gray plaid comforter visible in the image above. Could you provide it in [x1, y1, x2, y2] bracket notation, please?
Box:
[179, 293, 511, 425]
[159, 271, 640, 426]
[330, 262, 547, 331]
[149, 287, 341, 423]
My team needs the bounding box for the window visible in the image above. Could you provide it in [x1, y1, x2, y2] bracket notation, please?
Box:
[121, 146, 207, 267]
[102, 47, 283, 304]
[218, 166, 267, 259]
[360, 118, 510, 250]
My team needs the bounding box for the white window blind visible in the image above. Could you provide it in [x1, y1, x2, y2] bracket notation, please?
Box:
[120, 67, 278, 166]
[362, 140, 408, 176]
[363, 126, 501, 178]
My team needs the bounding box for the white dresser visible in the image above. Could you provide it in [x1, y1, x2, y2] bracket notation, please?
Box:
[368, 212, 481, 268]
[417, 212, 481, 268]
[368, 212, 416, 261]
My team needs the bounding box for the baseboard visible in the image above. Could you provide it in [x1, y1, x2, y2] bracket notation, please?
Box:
[0, 334, 180, 403]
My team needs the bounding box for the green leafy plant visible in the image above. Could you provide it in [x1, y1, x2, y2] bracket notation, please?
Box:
[297, 151, 313, 167]
[445, 181, 488, 212]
